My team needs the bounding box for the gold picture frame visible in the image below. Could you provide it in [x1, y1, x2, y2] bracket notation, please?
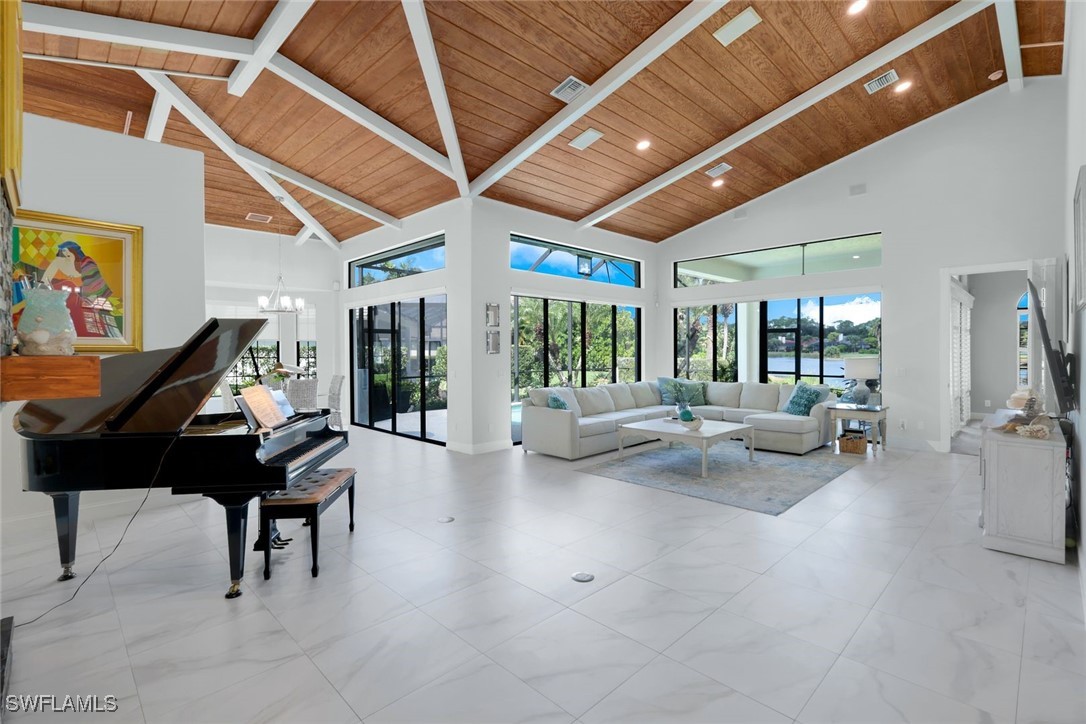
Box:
[12, 209, 142, 353]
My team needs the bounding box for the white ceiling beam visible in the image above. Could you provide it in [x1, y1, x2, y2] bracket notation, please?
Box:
[993, 0, 1024, 91]
[267, 55, 454, 178]
[228, 0, 314, 97]
[236, 146, 402, 229]
[468, 0, 730, 197]
[23, 52, 227, 80]
[580, 0, 993, 229]
[137, 70, 339, 251]
[144, 91, 171, 142]
[22, 3, 253, 60]
[401, 0, 469, 196]
[293, 226, 313, 246]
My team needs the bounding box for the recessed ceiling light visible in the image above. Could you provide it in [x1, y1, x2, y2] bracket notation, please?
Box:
[711, 179, 725, 188]
[847, 0, 869, 15]
[894, 80, 913, 93]
[852, 255, 861, 259]
[636, 139, 651, 151]
[989, 69, 1005, 81]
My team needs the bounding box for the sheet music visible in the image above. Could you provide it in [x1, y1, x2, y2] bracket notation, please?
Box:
[240, 385, 288, 429]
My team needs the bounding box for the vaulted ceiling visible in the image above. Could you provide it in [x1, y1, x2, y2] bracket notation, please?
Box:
[18, 0, 1066, 244]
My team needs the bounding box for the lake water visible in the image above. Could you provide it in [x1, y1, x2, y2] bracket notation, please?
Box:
[767, 355, 848, 376]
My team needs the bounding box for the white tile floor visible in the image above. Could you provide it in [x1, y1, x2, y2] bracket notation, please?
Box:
[3, 428, 1085, 723]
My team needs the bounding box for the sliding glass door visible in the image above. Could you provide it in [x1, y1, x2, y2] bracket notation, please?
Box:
[349, 295, 448, 444]
[510, 295, 641, 443]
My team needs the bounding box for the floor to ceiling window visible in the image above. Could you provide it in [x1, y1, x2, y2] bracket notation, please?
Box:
[510, 295, 640, 443]
[759, 293, 882, 389]
[350, 295, 448, 444]
[674, 304, 738, 382]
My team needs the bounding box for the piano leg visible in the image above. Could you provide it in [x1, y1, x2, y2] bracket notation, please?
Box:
[209, 495, 254, 600]
[47, 493, 80, 582]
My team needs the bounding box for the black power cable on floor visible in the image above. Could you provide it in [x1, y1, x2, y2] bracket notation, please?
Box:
[14, 435, 180, 629]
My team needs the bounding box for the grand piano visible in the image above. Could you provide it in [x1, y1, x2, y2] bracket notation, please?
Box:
[13, 318, 348, 599]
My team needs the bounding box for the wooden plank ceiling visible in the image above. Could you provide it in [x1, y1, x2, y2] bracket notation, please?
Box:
[17, 0, 1068, 243]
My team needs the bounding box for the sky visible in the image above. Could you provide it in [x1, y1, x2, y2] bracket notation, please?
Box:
[803, 294, 882, 325]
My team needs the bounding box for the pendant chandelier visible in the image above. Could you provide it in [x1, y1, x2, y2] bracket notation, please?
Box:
[258, 197, 305, 315]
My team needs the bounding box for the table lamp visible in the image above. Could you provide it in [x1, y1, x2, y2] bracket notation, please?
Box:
[843, 357, 880, 405]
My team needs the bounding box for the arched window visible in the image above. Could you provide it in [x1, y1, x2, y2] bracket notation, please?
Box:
[1017, 292, 1029, 385]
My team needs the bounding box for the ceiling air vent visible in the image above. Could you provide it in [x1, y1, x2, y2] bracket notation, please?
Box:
[551, 76, 589, 104]
[705, 162, 732, 178]
[713, 7, 762, 47]
[245, 212, 273, 223]
[864, 69, 900, 95]
[569, 128, 604, 150]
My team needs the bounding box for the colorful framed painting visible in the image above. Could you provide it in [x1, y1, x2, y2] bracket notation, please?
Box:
[11, 210, 142, 353]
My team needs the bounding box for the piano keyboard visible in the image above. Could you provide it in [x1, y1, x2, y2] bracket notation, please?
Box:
[266, 436, 346, 474]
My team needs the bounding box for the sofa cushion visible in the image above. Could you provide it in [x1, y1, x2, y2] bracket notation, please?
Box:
[574, 386, 616, 417]
[577, 417, 616, 437]
[528, 387, 581, 416]
[591, 410, 647, 426]
[629, 381, 660, 407]
[640, 405, 673, 420]
[690, 405, 725, 421]
[739, 383, 781, 411]
[705, 381, 742, 407]
[777, 384, 795, 411]
[783, 383, 825, 416]
[723, 407, 774, 423]
[658, 377, 706, 406]
[745, 412, 819, 434]
[602, 383, 636, 411]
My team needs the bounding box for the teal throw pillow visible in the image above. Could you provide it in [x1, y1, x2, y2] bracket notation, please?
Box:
[547, 392, 569, 410]
[784, 385, 822, 416]
[657, 377, 706, 406]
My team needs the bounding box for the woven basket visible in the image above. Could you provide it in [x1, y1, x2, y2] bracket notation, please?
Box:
[838, 433, 868, 455]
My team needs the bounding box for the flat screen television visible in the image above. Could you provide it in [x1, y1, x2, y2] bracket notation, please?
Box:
[1027, 279, 1075, 415]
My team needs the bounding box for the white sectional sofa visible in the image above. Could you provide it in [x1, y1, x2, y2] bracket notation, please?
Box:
[521, 380, 836, 460]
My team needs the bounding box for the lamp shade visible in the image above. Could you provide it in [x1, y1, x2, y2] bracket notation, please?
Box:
[843, 357, 880, 380]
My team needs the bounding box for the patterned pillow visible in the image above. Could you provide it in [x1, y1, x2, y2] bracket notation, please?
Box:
[657, 377, 706, 406]
[784, 385, 823, 416]
[547, 392, 569, 410]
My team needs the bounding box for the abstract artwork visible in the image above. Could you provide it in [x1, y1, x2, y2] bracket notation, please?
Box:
[11, 210, 141, 353]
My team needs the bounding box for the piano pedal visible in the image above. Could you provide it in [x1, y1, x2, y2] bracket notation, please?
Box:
[302, 518, 311, 527]
[225, 582, 242, 599]
[276, 536, 293, 544]
[56, 565, 76, 582]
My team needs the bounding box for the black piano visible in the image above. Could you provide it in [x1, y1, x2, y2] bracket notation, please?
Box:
[13, 318, 348, 599]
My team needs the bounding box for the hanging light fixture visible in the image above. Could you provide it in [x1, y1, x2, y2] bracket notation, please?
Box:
[258, 197, 305, 315]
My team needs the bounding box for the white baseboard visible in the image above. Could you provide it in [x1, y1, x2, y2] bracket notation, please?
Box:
[446, 439, 514, 455]
[1, 490, 198, 530]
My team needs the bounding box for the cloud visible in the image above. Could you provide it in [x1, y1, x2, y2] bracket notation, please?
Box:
[804, 295, 881, 326]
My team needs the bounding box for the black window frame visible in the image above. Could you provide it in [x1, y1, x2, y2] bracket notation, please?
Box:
[510, 234, 641, 288]
[672, 304, 739, 382]
[347, 235, 445, 289]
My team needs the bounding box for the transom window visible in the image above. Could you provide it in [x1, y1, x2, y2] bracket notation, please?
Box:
[510, 235, 640, 288]
[348, 235, 445, 288]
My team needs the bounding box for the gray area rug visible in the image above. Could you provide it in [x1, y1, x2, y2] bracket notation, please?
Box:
[583, 443, 863, 515]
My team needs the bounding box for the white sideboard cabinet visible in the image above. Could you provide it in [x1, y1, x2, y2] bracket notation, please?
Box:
[980, 428, 1067, 564]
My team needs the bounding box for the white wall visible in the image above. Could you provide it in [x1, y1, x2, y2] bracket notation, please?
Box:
[1063, 0, 1086, 619]
[657, 78, 1068, 451]
[2, 115, 206, 523]
[968, 271, 1027, 415]
[337, 197, 657, 453]
[204, 224, 341, 392]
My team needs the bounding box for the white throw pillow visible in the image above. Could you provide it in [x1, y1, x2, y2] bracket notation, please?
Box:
[628, 381, 658, 408]
[777, 384, 795, 411]
[602, 383, 636, 411]
[706, 381, 742, 407]
[574, 386, 616, 417]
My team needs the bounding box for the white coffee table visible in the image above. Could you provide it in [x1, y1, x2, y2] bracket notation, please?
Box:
[617, 418, 754, 478]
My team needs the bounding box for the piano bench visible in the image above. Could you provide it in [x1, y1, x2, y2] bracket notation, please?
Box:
[260, 467, 356, 580]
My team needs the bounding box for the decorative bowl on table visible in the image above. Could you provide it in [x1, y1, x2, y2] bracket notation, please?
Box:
[679, 416, 704, 431]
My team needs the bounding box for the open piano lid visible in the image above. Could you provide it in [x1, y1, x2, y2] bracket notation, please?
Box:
[16, 318, 268, 438]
